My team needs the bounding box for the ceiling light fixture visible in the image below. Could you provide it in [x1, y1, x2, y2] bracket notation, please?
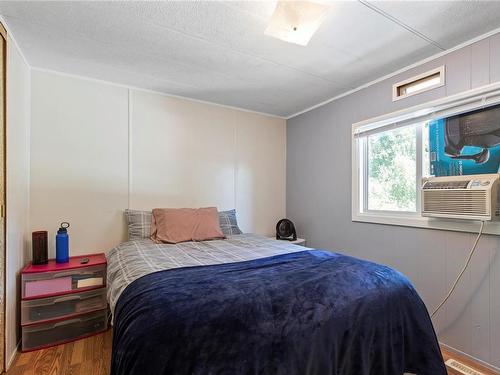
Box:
[264, 1, 330, 46]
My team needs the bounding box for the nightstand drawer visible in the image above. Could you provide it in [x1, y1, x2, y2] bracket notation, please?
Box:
[21, 287, 107, 325]
[22, 264, 106, 299]
[21, 309, 108, 352]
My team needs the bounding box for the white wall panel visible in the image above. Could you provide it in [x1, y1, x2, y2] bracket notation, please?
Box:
[445, 46, 471, 96]
[5, 36, 30, 368]
[29, 72, 286, 257]
[130, 89, 286, 236]
[490, 243, 500, 366]
[441, 232, 474, 353]
[490, 33, 500, 84]
[471, 39, 490, 88]
[30, 71, 129, 257]
[468, 234, 494, 362]
[129, 90, 236, 211]
[235, 113, 286, 235]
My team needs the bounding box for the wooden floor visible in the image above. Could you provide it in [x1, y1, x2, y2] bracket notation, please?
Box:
[5, 329, 498, 375]
[6, 329, 112, 375]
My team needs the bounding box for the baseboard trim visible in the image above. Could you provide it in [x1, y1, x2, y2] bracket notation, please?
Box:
[6, 340, 20, 371]
[440, 342, 500, 374]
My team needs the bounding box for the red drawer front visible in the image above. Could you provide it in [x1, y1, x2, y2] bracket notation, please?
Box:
[22, 253, 106, 274]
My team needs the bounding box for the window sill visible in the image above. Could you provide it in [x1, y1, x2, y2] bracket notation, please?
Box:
[352, 212, 500, 235]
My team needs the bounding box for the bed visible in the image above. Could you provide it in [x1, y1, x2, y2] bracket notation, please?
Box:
[107, 234, 446, 375]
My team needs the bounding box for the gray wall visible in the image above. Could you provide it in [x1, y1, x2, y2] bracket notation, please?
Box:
[287, 33, 500, 369]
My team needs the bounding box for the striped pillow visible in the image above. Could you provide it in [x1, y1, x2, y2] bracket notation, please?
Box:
[218, 209, 242, 236]
[125, 209, 152, 240]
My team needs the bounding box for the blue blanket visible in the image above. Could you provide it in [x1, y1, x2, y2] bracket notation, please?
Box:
[111, 250, 446, 375]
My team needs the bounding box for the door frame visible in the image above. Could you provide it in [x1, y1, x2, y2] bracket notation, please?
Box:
[0, 21, 7, 373]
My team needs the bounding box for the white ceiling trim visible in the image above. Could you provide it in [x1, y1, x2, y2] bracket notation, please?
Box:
[30, 66, 286, 120]
[286, 26, 500, 120]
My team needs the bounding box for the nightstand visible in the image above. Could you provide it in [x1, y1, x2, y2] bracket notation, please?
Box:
[272, 238, 306, 246]
[289, 238, 306, 246]
[20, 253, 108, 352]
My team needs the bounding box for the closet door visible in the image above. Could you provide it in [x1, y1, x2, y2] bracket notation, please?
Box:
[0, 22, 6, 373]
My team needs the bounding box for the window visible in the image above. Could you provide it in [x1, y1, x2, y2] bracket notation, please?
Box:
[366, 125, 417, 212]
[352, 81, 500, 234]
[358, 122, 426, 215]
[393, 66, 445, 101]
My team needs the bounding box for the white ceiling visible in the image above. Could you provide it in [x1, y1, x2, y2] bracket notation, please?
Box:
[1, 1, 500, 118]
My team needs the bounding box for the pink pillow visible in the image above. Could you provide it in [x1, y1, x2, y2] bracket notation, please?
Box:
[150, 207, 225, 244]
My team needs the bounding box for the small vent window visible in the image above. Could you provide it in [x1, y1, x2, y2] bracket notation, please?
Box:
[393, 66, 445, 101]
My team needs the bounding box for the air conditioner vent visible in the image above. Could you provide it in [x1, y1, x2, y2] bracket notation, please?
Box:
[421, 174, 499, 221]
[423, 190, 487, 216]
[444, 359, 486, 375]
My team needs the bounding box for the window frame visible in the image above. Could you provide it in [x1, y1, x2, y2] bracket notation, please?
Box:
[352, 81, 500, 235]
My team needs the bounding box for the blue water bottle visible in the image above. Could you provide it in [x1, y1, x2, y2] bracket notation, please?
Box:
[56, 222, 70, 263]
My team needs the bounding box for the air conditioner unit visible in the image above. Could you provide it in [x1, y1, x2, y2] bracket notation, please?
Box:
[421, 173, 500, 221]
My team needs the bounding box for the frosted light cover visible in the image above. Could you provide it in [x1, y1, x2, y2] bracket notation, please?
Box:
[265, 1, 330, 46]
